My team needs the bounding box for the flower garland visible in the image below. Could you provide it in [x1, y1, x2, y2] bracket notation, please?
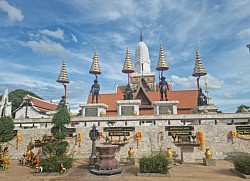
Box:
[197, 130, 205, 149]
[229, 130, 250, 140]
[76, 132, 83, 147]
[17, 133, 23, 147]
[136, 131, 143, 148]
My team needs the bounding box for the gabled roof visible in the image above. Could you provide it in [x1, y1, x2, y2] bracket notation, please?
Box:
[116, 86, 126, 94]
[14, 95, 58, 114]
[134, 83, 151, 105]
[141, 78, 150, 91]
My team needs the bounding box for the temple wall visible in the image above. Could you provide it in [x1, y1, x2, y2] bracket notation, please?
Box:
[4, 124, 250, 161]
[15, 107, 49, 119]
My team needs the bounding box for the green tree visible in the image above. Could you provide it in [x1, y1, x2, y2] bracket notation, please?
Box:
[7, 89, 42, 115]
[41, 108, 73, 173]
[236, 105, 250, 113]
[51, 108, 71, 141]
[0, 116, 15, 143]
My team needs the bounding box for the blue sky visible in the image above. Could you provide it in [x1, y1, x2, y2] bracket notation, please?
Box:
[0, 0, 249, 113]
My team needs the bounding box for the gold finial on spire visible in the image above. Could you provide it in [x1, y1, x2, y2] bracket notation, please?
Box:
[156, 44, 169, 71]
[122, 48, 134, 74]
[89, 49, 101, 75]
[57, 60, 69, 84]
[192, 49, 207, 77]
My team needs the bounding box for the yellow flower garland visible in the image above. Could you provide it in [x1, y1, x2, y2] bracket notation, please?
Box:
[197, 130, 205, 149]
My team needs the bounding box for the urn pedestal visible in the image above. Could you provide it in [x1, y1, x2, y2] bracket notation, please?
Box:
[91, 145, 122, 175]
[174, 143, 200, 164]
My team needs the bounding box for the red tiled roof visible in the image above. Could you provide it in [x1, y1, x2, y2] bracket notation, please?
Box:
[28, 95, 58, 112]
[116, 86, 126, 94]
[147, 90, 199, 109]
[88, 93, 123, 111]
[87, 89, 198, 115]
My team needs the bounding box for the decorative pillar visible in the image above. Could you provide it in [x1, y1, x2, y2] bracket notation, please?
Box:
[56, 60, 70, 107]
[89, 49, 102, 103]
[156, 44, 170, 101]
[122, 48, 135, 100]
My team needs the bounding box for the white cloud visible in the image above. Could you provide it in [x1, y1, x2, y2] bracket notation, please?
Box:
[237, 27, 250, 39]
[171, 74, 224, 90]
[19, 38, 66, 56]
[0, 70, 56, 88]
[171, 75, 196, 89]
[38, 28, 65, 40]
[102, 10, 121, 21]
[71, 33, 78, 43]
[0, 0, 24, 23]
[200, 74, 224, 89]
[106, 32, 125, 43]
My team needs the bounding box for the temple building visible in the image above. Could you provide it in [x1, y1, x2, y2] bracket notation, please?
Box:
[87, 34, 199, 115]
[14, 95, 58, 119]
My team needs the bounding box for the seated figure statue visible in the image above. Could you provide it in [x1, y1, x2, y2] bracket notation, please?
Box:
[198, 88, 208, 106]
[123, 84, 133, 100]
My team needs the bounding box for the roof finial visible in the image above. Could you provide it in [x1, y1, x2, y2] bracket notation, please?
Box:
[140, 28, 143, 42]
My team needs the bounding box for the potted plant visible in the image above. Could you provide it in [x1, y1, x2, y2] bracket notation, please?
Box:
[231, 156, 250, 176]
[138, 153, 170, 176]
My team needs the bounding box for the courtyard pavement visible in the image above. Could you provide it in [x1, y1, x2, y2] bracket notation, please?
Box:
[0, 159, 247, 181]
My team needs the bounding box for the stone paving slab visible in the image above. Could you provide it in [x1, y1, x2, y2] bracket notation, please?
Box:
[0, 159, 247, 181]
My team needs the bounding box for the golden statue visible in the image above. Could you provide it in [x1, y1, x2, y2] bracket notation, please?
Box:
[17, 133, 23, 147]
[1, 147, 9, 170]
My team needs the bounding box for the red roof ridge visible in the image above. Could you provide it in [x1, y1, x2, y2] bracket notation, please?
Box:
[26, 94, 56, 105]
[26, 94, 58, 111]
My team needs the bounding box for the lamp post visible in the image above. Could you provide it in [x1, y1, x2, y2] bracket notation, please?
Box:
[89, 124, 99, 168]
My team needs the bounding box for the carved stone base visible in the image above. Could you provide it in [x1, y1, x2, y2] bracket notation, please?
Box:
[91, 145, 122, 175]
[91, 168, 122, 175]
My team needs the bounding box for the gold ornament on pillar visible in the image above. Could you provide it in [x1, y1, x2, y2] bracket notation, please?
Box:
[156, 44, 169, 71]
[192, 49, 207, 90]
[122, 48, 134, 74]
[57, 60, 70, 107]
[89, 49, 101, 75]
